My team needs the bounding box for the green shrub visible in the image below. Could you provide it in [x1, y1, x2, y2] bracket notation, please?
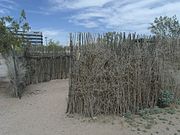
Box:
[157, 90, 174, 108]
[137, 107, 163, 119]
[124, 111, 133, 119]
[176, 99, 180, 105]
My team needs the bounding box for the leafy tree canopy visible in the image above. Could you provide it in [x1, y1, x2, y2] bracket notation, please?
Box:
[47, 39, 64, 51]
[0, 10, 30, 53]
[149, 15, 180, 38]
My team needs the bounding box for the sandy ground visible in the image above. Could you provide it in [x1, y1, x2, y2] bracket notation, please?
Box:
[0, 80, 125, 135]
[0, 79, 180, 135]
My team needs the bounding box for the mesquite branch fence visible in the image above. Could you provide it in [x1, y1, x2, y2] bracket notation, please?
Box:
[23, 45, 70, 85]
[5, 45, 70, 98]
[67, 32, 180, 117]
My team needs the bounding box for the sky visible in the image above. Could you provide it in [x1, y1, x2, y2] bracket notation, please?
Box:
[0, 0, 180, 45]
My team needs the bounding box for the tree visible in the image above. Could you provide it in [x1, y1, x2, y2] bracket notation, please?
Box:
[48, 39, 61, 46]
[149, 15, 180, 38]
[0, 10, 30, 98]
[0, 10, 31, 53]
[47, 39, 64, 52]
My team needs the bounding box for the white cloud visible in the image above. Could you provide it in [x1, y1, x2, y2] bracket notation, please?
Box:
[47, 0, 180, 33]
[0, 9, 6, 14]
[50, 0, 113, 10]
[26, 10, 51, 16]
[53, 0, 180, 33]
[73, 20, 99, 28]
[0, 0, 17, 15]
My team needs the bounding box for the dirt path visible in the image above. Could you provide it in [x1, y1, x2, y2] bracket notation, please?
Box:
[0, 80, 126, 135]
[0, 79, 180, 135]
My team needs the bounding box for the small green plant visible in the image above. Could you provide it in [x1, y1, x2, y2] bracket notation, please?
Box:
[138, 106, 163, 119]
[158, 117, 168, 121]
[157, 90, 174, 108]
[138, 108, 151, 119]
[176, 99, 180, 105]
[124, 111, 133, 119]
[149, 107, 163, 114]
[165, 108, 176, 114]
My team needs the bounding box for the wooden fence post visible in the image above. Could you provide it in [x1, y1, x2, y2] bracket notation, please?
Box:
[66, 33, 74, 113]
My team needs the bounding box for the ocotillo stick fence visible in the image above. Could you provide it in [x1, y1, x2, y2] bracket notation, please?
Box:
[67, 32, 180, 117]
[23, 45, 70, 85]
[4, 44, 70, 97]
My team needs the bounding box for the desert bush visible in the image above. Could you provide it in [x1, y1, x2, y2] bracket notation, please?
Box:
[176, 99, 180, 105]
[157, 90, 174, 108]
[138, 107, 164, 117]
